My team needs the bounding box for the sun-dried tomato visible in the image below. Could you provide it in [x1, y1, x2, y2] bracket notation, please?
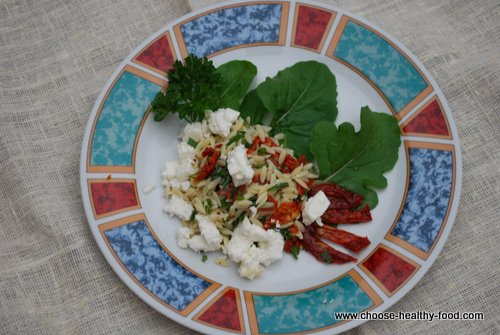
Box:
[196, 147, 220, 180]
[321, 204, 372, 224]
[263, 201, 301, 230]
[297, 178, 314, 196]
[309, 183, 364, 210]
[302, 230, 357, 264]
[308, 225, 370, 253]
[247, 136, 277, 154]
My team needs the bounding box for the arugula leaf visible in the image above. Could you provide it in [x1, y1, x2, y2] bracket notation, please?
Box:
[216, 60, 257, 109]
[239, 89, 268, 124]
[255, 61, 338, 160]
[151, 54, 223, 122]
[310, 106, 401, 208]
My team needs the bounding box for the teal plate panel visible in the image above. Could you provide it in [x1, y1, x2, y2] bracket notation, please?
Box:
[333, 20, 428, 113]
[252, 274, 374, 333]
[90, 71, 160, 167]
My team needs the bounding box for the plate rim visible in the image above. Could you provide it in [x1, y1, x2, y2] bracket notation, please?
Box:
[79, 0, 463, 334]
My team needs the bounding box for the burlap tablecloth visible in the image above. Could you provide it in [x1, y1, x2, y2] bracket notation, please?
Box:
[1, 0, 498, 334]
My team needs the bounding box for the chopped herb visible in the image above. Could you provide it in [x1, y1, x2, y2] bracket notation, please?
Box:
[202, 254, 208, 262]
[242, 139, 252, 148]
[232, 212, 246, 228]
[268, 182, 289, 192]
[280, 229, 292, 240]
[291, 245, 300, 260]
[212, 165, 231, 188]
[187, 137, 199, 148]
[257, 148, 267, 156]
[219, 197, 231, 210]
[253, 163, 266, 169]
[204, 199, 213, 214]
[190, 210, 197, 221]
[227, 131, 246, 146]
[320, 251, 333, 263]
[236, 193, 244, 201]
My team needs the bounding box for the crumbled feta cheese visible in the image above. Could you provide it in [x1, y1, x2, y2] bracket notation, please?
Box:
[196, 214, 222, 251]
[238, 246, 265, 280]
[162, 161, 178, 180]
[226, 217, 284, 280]
[187, 235, 212, 253]
[168, 179, 190, 191]
[227, 144, 254, 186]
[180, 121, 209, 142]
[175, 158, 197, 181]
[176, 226, 191, 248]
[164, 195, 193, 221]
[177, 142, 196, 159]
[208, 108, 240, 138]
[302, 190, 330, 225]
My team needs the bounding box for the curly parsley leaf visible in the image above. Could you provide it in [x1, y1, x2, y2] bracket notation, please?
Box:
[310, 106, 401, 208]
[151, 55, 256, 123]
[151, 54, 223, 122]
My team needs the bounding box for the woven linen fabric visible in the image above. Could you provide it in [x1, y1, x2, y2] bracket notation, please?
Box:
[1, 0, 499, 334]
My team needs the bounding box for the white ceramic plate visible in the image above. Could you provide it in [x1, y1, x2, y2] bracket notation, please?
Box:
[80, 1, 462, 334]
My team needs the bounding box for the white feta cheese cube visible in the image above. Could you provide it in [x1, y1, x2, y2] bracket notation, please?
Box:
[187, 235, 212, 253]
[227, 144, 254, 187]
[180, 121, 209, 142]
[177, 142, 196, 159]
[238, 246, 265, 280]
[196, 214, 222, 251]
[226, 217, 284, 280]
[208, 108, 240, 138]
[169, 179, 191, 191]
[161, 161, 178, 180]
[163, 195, 193, 221]
[302, 190, 330, 225]
[176, 226, 191, 248]
[175, 158, 197, 181]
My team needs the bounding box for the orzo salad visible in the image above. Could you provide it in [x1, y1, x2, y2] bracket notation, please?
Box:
[152, 55, 401, 280]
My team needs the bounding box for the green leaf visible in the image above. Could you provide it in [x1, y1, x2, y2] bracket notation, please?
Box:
[216, 60, 257, 109]
[256, 61, 338, 160]
[151, 54, 223, 122]
[310, 106, 401, 208]
[239, 89, 268, 124]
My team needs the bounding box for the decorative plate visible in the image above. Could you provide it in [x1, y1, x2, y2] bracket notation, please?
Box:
[80, 1, 462, 334]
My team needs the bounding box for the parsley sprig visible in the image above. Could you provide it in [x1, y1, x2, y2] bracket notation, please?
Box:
[151, 54, 223, 123]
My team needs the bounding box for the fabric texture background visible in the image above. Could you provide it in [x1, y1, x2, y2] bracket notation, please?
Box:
[0, 0, 498, 334]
